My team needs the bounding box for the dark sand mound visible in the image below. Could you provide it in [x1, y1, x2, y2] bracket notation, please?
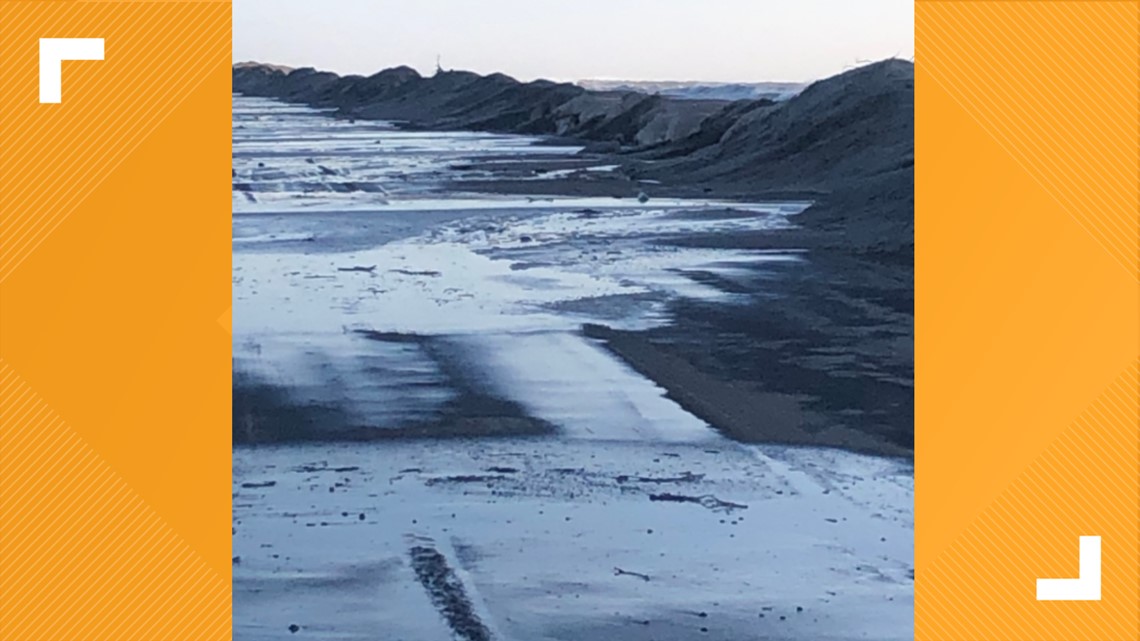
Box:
[646, 59, 914, 256]
[556, 92, 726, 146]
[230, 67, 916, 453]
[658, 60, 913, 186]
[233, 60, 914, 257]
[232, 64, 731, 148]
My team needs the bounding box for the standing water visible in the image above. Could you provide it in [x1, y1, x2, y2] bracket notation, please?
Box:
[232, 95, 913, 641]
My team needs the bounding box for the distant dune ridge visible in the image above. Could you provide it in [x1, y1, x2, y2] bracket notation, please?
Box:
[232, 59, 914, 257]
[577, 79, 806, 102]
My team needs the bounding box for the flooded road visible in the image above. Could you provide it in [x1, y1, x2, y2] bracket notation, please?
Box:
[232, 96, 913, 640]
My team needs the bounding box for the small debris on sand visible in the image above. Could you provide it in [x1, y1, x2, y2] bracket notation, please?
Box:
[295, 463, 360, 473]
[613, 567, 651, 582]
[648, 493, 747, 513]
[615, 471, 703, 484]
[389, 268, 442, 277]
[424, 474, 509, 486]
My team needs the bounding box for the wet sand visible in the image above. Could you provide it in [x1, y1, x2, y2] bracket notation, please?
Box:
[235, 438, 913, 641]
[439, 156, 913, 456]
[231, 95, 913, 640]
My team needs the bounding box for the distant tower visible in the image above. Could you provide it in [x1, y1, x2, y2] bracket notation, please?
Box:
[435, 54, 443, 75]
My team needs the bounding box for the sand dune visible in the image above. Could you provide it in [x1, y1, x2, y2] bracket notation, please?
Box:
[233, 60, 913, 257]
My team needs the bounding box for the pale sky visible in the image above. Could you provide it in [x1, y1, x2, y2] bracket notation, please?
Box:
[233, 0, 914, 84]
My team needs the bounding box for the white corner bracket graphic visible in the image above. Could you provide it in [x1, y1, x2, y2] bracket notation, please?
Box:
[1036, 536, 1101, 601]
[39, 38, 104, 104]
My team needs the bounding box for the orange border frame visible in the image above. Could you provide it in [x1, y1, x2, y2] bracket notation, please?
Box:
[917, 1, 1138, 639]
[1, 2, 231, 639]
[2, 1, 1138, 639]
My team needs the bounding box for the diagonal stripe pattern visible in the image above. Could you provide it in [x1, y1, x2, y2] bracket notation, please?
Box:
[917, 363, 1140, 640]
[0, 1, 232, 638]
[917, 1, 1139, 279]
[0, 361, 231, 640]
[0, 0, 232, 283]
[916, 1, 1139, 639]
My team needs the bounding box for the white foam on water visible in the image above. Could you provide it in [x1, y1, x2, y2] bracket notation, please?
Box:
[234, 203, 805, 338]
